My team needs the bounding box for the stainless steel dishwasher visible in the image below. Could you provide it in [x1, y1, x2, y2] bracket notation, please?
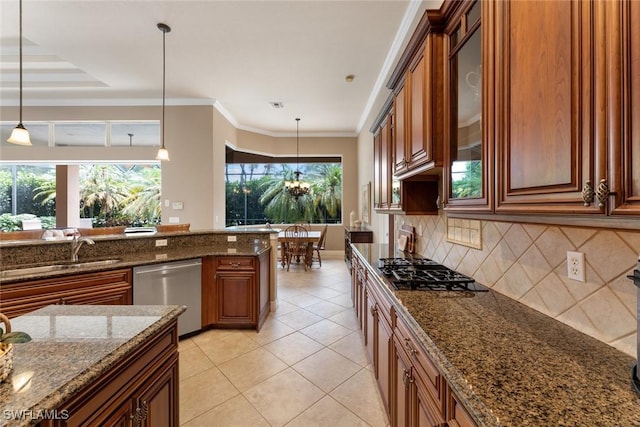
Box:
[133, 259, 202, 337]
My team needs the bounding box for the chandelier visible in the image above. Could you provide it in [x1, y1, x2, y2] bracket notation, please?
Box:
[284, 118, 310, 200]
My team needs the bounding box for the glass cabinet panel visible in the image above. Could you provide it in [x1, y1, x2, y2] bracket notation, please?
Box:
[450, 28, 481, 199]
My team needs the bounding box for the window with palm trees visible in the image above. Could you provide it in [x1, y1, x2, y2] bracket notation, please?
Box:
[225, 162, 342, 226]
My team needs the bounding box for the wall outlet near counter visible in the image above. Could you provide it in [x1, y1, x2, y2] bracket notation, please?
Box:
[155, 239, 168, 247]
[567, 251, 585, 282]
[227, 235, 237, 242]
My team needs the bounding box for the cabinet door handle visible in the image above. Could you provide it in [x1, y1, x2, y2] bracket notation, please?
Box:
[370, 304, 378, 316]
[230, 262, 241, 268]
[402, 368, 413, 388]
[404, 337, 418, 357]
[595, 179, 609, 208]
[582, 180, 594, 206]
[131, 400, 148, 426]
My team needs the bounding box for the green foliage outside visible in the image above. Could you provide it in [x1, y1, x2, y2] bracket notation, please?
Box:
[451, 160, 482, 199]
[0, 164, 161, 231]
[226, 163, 342, 226]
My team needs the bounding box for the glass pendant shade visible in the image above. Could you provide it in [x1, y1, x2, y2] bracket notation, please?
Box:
[7, 124, 31, 146]
[156, 147, 170, 161]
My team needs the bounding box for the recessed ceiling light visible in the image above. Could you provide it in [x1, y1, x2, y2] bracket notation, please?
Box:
[345, 74, 355, 83]
[269, 101, 284, 109]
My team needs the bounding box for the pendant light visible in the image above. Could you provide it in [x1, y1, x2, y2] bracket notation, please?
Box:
[284, 118, 310, 200]
[156, 23, 171, 161]
[7, 0, 31, 146]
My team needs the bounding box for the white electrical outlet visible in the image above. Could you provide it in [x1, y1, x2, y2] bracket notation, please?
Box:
[155, 239, 168, 247]
[227, 235, 237, 242]
[567, 251, 585, 282]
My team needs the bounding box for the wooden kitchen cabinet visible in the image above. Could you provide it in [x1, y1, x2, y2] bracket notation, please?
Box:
[607, 0, 640, 216]
[201, 251, 270, 331]
[0, 269, 132, 319]
[443, 0, 493, 213]
[373, 104, 401, 212]
[46, 320, 179, 427]
[493, 0, 606, 214]
[388, 11, 446, 180]
[344, 226, 373, 271]
[393, 315, 447, 427]
[365, 278, 393, 415]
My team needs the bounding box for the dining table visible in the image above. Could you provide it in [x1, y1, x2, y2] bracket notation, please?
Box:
[277, 230, 321, 269]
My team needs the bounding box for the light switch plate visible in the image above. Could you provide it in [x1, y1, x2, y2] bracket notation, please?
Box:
[227, 235, 237, 242]
[169, 217, 179, 224]
[172, 201, 184, 210]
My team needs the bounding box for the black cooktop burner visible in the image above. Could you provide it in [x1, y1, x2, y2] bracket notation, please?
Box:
[377, 257, 488, 292]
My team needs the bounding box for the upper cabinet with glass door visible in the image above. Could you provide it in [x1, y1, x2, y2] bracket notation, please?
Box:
[444, 0, 493, 212]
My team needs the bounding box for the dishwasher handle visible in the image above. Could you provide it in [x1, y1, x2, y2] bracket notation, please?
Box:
[134, 260, 201, 275]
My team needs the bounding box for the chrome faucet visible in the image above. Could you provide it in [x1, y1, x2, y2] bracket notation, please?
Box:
[71, 234, 95, 262]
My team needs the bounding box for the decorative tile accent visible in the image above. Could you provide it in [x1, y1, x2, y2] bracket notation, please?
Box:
[446, 217, 482, 249]
[395, 213, 639, 356]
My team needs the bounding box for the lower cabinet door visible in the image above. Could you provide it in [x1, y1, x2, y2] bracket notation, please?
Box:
[136, 357, 178, 427]
[414, 372, 446, 427]
[377, 314, 393, 415]
[216, 271, 255, 325]
[393, 341, 412, 427]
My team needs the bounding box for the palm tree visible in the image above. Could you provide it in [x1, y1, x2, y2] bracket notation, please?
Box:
[79, 165, 129, 220]
[121, 167, 161, 224]
[307, 163, 342, 221]
[259, 165, 310, 223]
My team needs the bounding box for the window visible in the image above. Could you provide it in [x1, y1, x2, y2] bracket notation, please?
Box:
[225, 162, 342, 226]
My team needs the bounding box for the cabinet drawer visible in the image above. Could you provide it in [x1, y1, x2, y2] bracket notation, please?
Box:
[349, 232, 373, 243]
[395, 315, 444, 409]
[215, 257, 255, 270]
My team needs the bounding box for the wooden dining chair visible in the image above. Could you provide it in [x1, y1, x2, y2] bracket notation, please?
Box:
[311, 224, 328, 267]
[283, 225, 309, 271]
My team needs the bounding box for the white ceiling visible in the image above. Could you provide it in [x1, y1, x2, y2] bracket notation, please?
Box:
[0, 0, 442, 136]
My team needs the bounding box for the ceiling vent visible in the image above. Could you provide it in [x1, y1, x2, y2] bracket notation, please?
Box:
[269, 101, 284, 109]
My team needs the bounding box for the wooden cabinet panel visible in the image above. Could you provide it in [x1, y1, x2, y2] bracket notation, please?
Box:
[447, 388, 476, 427]
[0, 269, 132, 319]
[608, 0, 640, 215]
[394, 82, 408, 174]
[344, 227, 373, 270]
[55, 321, 179, 427]
[494, 0, 605, 213]
[216, 271, 255, 325]
[202, 253, 270, 331]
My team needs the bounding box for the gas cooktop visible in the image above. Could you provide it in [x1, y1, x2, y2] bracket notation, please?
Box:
[377, 257, 488, 292]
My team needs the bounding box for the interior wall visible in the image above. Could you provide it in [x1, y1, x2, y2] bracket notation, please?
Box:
[394, 212, 638, 357]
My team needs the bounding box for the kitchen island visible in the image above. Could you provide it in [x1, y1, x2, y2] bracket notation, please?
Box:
[0, 304, 184, 427]
[352, 243, 640, 426]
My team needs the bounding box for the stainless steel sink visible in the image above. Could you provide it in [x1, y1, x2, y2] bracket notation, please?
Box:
[0, 259, 121, 278]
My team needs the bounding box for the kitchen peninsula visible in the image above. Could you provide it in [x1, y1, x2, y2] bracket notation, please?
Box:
[0, 304, 184, 427]
[351, 243, 640, 426]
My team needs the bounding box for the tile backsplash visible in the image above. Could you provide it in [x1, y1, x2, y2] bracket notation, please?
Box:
[396, 214, 638, 357]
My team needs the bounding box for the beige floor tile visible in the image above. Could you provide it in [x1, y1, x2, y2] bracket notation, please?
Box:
[242, 317, 296, 345]
[244, 368, 324, 427]
[328, 292, 356, 308]
[328, 310, 359, 330]
[276, 308, 324, 329]
[179, 367, 239, 424]
[179, 346, 215, 380]
[271, 300, 301, 317]
[286, 395, 370, 427]
[218, 348, 288, 392]
[304, 300, 349, 318]
[284, 292, 324, 308]
[299, 319, 352, 346]
[178, 337, 197, 351]
[182, 394, 270, 427]
[330, 368, 389, 427]
[197, 332, 261, 365]
[293, 347, 361, 392]
[264, 331, 324, 365]
[328, 331, 370, 366]
[303, 286, 344, 300]
[191, 327, 240, 347]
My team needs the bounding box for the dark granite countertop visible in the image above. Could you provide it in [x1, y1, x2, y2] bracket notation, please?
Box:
[353, 243, 640, 426]
[0, 304, 185, 427]
[0, 242, 270, 284]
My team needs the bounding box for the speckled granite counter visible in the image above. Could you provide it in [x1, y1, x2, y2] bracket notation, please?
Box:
[0, 304, 184, 427]
[353, 244, 640, 426]
[0, 233, 272, 284]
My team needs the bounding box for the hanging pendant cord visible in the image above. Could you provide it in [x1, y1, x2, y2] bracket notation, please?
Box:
[18, 0, 23, 124]
[161, 27, 166, 149]
[296, 118, 300, 172]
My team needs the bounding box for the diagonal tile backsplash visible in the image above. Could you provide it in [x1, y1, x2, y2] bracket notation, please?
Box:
[396, 214, 638, 356]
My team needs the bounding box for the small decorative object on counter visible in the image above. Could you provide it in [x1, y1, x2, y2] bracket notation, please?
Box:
[349, 211, 356, 228]
[0, 312, 32, 382]
[354, 220, 362, 228]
